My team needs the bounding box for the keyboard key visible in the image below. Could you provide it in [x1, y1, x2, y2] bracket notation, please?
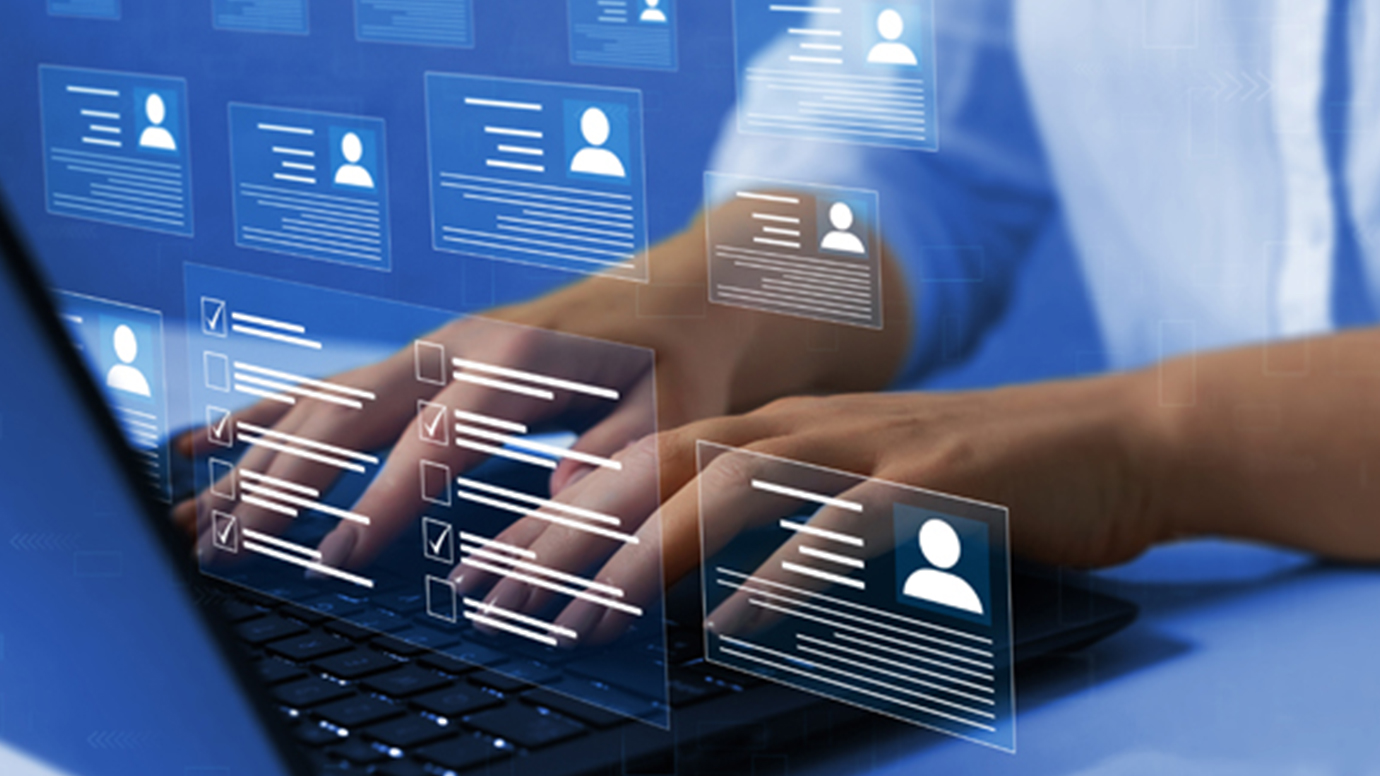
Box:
[522, 688, 627, 729]
[273, 676, 354, 708]
[465, 705, 586, 749]
[362, 666, 452, 698]
[237, 615, 308, 646]
[325, 620, 377, 641]
[446, 640, 509, 668]
[409, 685, 501, 718]
[468, 670, 531, 694]
[352, 608, 409, 633]
[257, 657, 308, 685]
[281, 604, 333, 626]
[363, 714, 456, 749]
[371, 590, 427, 614]
[314, 649, 399, 680]
[388, 626, 461, 652]
[371, 635, 427, 657]
[416, 652, 478, 676]
[267, 632, 352, 662]
[315, 696, 405, 729]
[299, 593, 367, 620]
[221, 600, 269, 623]
[294, 721, 345, 746]
[324, 738, 387, 765]
[415, 736, 512, 771]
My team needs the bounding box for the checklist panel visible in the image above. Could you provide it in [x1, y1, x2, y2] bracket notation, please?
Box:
[56, 291, 172, 503]
[697, 442, 1014, 751]
[47, 0, 120, 19]
[426, 73, 650, 282]
[705, 173, 882, 329]
[569, 0, 678, 71]
[39, 66, 193, 237]
[212, 0, 309, 35]
[733, 0, 937, 151]
[355, 0, 474, 48]
[229, 104, 391, 271]
[186, 264, 670, 728]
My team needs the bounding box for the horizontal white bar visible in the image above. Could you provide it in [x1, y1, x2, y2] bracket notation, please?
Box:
[787, 27, 842, 35]
[241, 483, 371, 526]
[778, 519, 864, 548]
[272, 146, 315, 157]
[753, 237, 801, 249]
[836, 632, 993, 680]
[273, 173, 317, 185]
[753, 479, 864, 512]
[233, 361, 376, 401]
[782, 561, 864, 590]
[465, 97, 543, 111]
[236, 373, 363, 410]
[461, 544, 624, 598]
[67, 85, 120, 97]
[454, 438, 557, 470]
[231, 325, 323, 350]
[243, 528, 322, 559]
[497, 144, 544, 157]
[453, 372, 556, 401]
[464, 598, 578, 639]
[455, 424, 622, 472]
[456, 476, 621, 527]
[80, 109, 120, 119]
[736, 191, 800, 204]
[81, 137, 122, 148]
[454, 490, 638, 544]
[452, 357, 620, 401]
[771, 4, 841, 12]
[235, 384, 296, 405]
[789, 55, 844, 65]
[458, 531, 536, 559]
[239, 468, 320, 497]
[241, 494, 299, 517]
[459, 556, 642, 616]
[244, 541, 375, 589]
[752, 213, 802, 224]
[463, 612, 557, 646]
[799, 545, 864, 569]
[257, 123, 314, 135]
[484, 126, 543, 139]
[238, 421, 379, 464]
[797, 634, 993, 698]
[487, 159, 545, 174]
[235, 434, 366, 474]
[454, 410, 527, 435]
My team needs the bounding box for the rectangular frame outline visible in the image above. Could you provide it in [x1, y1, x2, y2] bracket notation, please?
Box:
[566, 0, 681, 73]
[210, 0, 311, 36]
[352, 0, 476, 49]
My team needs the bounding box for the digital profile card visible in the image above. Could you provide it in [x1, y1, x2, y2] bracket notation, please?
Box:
[697, 442, 1015, 751]
[229, 104, 391, 271]
[733, 0, 937, 150]
[47, 0, 120, 20]
[55, 291, 172, 503]
[425, 73, 650, 282]
[212, 0, 309, 35]
[39, 66, 193, 237]
[705, 172, 882, 329]
[569, 0, 678, 71]
[355, 0, 474, 48]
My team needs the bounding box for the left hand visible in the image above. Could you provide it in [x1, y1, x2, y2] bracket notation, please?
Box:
[453, 373, 1169, 644]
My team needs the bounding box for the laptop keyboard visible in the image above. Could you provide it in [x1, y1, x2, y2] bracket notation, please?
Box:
[206, 582, 747, 775]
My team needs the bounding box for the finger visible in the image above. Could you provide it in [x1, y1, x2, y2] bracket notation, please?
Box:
[550, 376, 657, 495]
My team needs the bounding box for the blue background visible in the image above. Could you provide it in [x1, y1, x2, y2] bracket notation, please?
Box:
[355, 0, 474, 48]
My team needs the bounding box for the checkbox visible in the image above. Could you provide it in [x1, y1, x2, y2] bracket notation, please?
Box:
[417, 400, 449, 447]
[420, 460, 452, 506]
[414, 340, 447, 386]
[211, 511, 239, 553]
[206, 406, 233, 448]
[201, 297, 227, 338]
[204, 351, 231, 392]
[422, 517, 454, 564]
[425, 575, 457, 623]
[209, 458, 236, 500]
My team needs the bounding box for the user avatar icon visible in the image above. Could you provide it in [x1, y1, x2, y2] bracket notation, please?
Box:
[819, 202, 867, 255]
[902, 518, 984, 614]
[570, 108, 627, 179]
[640, 0, 667, 23]
[138, 93, 177, 152]
[334, 132, 375, 189]
[867, 9, 918, 66]
[106, 324, 152, 398]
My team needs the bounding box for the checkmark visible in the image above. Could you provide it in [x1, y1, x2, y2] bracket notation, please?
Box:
[422, 517, 453, 564]
[201, 297, 227, 338]
[207, 406, 233, 448]
[212, 511, 238, 553]
[417, 400, 449, 447]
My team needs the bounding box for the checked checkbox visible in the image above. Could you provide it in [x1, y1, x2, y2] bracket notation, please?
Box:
[211, 511, 238, 554]
[417, 400, 449, 447]
[206, 406, 233, 448]
[422, 517, 454, 564]
[201, 297, 227, 338]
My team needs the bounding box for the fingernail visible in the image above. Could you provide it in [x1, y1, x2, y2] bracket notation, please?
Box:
[555, 603, 602, 648]
[552, 464, 595, 496]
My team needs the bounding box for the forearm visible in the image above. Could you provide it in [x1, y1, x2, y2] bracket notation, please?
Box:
[1135, 329, 1380, 560]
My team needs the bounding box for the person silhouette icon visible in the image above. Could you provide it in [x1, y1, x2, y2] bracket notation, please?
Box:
[333, 132, 375, 189]
[105, 324, 152, 398]
[138, 93, 177, 152]
[819, 202, 867, 255]
[902, 518, 984, 614]
[640, 0, 667, 23]
[867, 9, 919, 66]
[570, 108, 627, 179]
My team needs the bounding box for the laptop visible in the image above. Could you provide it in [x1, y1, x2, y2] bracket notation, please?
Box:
[0, 198, 1135, 775]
